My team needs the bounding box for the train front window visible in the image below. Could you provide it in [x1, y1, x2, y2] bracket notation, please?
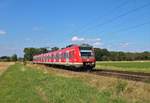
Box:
[79, 45, 94, 57]
[80, 50, 93, 57]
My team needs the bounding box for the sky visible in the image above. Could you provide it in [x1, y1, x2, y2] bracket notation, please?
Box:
[0, 0, 150, 57]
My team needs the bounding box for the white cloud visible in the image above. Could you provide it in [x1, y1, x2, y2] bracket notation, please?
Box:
[120, 42, 129, 48]
[85, 38, 101, 42]
[71, 36, 84, 41]
[71, 36, 102, 47]
[71, 36, 101, 42]
[0, 30, 7, 35]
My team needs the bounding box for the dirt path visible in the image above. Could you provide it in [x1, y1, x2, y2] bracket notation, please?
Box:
[0, 62, 15, 76]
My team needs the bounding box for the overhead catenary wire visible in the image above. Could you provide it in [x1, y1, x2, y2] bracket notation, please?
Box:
[72, 1, 150, 35]
[70, 0, 131, 35]
[81, 2, 150, 33]
[106, 21, 150, 34]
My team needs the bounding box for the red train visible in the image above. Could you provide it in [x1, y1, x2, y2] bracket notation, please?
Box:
[33, 44, 96, 70]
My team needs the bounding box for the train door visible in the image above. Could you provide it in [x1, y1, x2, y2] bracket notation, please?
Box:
[66, 51, 69, 64]
[69, 50, 74, 63]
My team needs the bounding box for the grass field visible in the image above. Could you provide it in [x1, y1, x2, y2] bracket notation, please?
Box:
[0, 63, 150, 103]
[0, 62, 14, 76]
[96, 61, 150, 73]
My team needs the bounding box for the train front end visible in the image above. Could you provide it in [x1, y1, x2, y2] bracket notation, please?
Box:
[79, 44, 96, 70]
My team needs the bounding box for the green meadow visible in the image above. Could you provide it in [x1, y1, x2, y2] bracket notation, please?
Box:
[0, 63, 150, 103]
[96, 61, 150, 73]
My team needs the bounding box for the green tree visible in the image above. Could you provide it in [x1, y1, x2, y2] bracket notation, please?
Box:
[24, 48, 39, 61]
[0, 56, 11, 62]
[23, 47, 49, 61]
[51, 47, 59, 51]
[94, 48, 110, 61]
[11, 54, 17, 61]
[39, 48, 49, 53]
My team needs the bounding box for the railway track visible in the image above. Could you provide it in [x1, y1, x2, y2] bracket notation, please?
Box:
[32, 63, 150, 83]
[91, 69, 150, 83]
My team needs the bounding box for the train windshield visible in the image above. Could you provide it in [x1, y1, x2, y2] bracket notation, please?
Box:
[80, 47, 94, 57]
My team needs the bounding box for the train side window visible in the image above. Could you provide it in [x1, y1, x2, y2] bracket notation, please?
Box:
[55, 54, 56, 59]
[56, 53, 59, 60]
[51, 55, 53, 59]
[61, 53, 62, 59]
[53, 54, 56, 59]
[58, 53, 60, 59]
[63, 53, 65, 59]
[69, 52, 72, 59]
[43, 56, 45, 61]
[53, 55, 54, 59]
[62, 53, 64, 59]
[65, 52, 69, 58]
[59, 53, 61, 59]
[64, 53, 66, 59]
[56, 54, 57, 59]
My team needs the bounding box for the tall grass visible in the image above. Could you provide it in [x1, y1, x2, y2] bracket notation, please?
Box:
[0, 63, 127, 103]
[1, 63, 150, 103]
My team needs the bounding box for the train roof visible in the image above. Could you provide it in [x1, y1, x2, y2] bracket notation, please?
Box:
[33, 44, 92, 57]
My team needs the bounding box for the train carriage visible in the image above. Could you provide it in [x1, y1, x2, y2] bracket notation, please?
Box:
[33, 44, 96, 70]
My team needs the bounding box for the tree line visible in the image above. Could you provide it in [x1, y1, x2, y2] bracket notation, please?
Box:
[94, 48, 150, 61]
[23, 47, 150, 61]
[23, 47, 59, 61]
[0, 54, 18, 62]
[0, 47, 149, 62]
